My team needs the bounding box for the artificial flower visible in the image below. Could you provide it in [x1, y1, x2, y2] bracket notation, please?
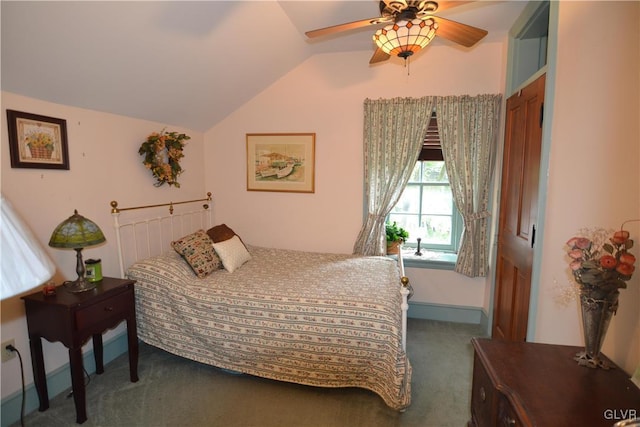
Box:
[566, 228, 635, 296]
[138, 129, 190, 187]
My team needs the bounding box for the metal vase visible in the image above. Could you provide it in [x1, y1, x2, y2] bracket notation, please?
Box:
[574, 291, 619, 369]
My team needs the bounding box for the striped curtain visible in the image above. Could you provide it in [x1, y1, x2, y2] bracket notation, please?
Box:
[353, 97, 436, 256]
[436, 94, 502, 277]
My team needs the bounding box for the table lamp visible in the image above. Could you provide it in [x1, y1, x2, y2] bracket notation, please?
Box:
[49, 210, 106, 293]
[1, 195, 56, 299]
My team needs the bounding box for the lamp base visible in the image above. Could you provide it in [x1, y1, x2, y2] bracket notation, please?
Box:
[64, 278, 97, 293]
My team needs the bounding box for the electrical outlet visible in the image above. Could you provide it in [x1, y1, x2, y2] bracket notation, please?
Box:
[1, 339, 16, 362]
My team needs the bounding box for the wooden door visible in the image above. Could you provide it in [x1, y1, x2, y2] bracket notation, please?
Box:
[492, 74, 545, 341]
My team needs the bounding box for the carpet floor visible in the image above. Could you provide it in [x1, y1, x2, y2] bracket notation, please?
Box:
[15, 319, 486, 427]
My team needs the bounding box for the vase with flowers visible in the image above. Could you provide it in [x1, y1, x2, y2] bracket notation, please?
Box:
[566, 226, 636, 369]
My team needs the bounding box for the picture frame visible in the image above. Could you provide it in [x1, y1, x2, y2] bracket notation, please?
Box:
[246, 133, 315, 193]
[6, 110, 70, 170]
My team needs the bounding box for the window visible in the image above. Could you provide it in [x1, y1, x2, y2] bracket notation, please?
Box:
[388, 113, 463, 256]
[389, 161, 463, 253]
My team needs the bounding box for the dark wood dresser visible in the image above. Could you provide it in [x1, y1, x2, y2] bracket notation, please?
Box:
[469, 338, 640, 426]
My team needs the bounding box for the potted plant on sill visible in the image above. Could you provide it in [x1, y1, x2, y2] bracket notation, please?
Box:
[386, 221, 409, 255]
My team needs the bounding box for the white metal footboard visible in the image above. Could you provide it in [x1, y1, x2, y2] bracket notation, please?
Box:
[397, 248, 410, 352]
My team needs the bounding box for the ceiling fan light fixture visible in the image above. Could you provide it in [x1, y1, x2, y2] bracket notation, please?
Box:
[373, 18, 438, 59]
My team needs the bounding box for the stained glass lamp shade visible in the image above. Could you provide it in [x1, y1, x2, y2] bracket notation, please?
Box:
[373, 18, 438, 59]
[49, 210, 106, 293]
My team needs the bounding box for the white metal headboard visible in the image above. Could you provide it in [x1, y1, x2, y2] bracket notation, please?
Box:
[110, 193, 213, 278]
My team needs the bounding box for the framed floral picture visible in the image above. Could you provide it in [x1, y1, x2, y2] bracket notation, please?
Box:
[246, 133, 315, 193]
[6, 110, 70, 169]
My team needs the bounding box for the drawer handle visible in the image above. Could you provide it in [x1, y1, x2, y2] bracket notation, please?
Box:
[505, 416, 516, 426]
[104, 306, 114, 312]
[479, 386, 486, 402]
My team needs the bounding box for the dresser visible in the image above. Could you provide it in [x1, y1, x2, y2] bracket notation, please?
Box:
[469, 338, 640, 426]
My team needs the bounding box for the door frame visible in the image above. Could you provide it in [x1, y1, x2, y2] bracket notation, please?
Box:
[486, 1, 559, 341]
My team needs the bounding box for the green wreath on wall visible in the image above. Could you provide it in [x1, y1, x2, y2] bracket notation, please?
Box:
[138, 129, 190, 187]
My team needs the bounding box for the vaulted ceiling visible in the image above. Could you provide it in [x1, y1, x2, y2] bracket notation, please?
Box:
[1, 1, 527, 132]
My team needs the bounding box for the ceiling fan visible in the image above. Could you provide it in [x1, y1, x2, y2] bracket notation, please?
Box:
[305, 1, 488, 64]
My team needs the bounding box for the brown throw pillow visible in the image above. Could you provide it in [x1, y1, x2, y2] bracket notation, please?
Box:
[207, 224, 238, 243]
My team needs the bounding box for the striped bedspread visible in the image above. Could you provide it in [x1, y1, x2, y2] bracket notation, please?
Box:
[126, 246, 411, 410]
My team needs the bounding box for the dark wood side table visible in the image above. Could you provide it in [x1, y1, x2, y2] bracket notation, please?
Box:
[22, 277, 139, 424]
[469, 337, 640, 426]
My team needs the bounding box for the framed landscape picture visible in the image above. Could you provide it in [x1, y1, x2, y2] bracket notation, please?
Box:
[6, 110, 70, 169]
[246, 133, 315, 193]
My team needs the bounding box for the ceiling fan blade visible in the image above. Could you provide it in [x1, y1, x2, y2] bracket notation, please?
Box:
[432, 16, 488, 47]
[306, 16, 388, 38]
[430, 1, 475, 13]
[369, 48, 390, 64]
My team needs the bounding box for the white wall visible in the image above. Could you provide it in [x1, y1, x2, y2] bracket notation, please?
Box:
[0, 92, 205, 399]
[204, 42, 507, 309]
[534, 1, 640, 374]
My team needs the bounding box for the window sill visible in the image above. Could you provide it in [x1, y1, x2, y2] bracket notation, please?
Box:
[391, 249, 457, 271]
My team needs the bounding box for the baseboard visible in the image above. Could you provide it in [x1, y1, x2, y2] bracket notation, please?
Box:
[408, 301, 488, 325]
[479, 308, 490, 335]
[1, 332, 129, 427]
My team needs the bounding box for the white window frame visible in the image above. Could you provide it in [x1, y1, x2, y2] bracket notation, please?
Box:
[388, 160, 463, 258]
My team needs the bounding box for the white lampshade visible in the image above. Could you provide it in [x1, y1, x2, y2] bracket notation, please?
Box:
[1, 195, 55, 299]
[373, 18, 438, 59]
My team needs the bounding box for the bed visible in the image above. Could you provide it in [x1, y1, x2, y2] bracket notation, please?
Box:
[111, 195, 412, 410]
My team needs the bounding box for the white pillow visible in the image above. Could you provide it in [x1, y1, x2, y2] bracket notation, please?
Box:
[212, 235, 251, 273]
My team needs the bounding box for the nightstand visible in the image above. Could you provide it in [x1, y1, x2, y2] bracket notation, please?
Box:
[22, 277, 139, 424]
